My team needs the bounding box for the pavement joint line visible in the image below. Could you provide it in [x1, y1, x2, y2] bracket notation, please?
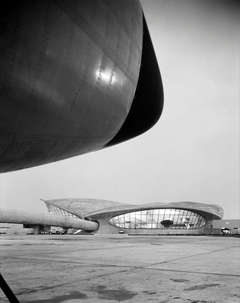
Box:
[145, 245, 240, 266]
[45, 244, 140, 252]
[81, 269, 131, 282]
[0, 244, 140, 252]
[143, 267, 240, 278]
[15, 282, 68, 296]
[2, 256, 240, 279]
[3, 245, 239, 266]
[11, 270, 131, 296]
[84, 265, 240, 279]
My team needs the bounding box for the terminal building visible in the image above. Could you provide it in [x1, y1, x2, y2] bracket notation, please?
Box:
[43, 199, 224, 235]
[2, 199, 239, 235]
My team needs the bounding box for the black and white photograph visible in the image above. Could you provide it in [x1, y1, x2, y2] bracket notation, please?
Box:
[0, 1, 239, 302]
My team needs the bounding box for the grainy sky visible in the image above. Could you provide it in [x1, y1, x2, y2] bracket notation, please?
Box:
[0, 0, 239, 219]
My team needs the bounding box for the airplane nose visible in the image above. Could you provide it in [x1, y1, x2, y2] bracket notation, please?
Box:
[0, 1, 163, 172]
[106, 16, 164, 146]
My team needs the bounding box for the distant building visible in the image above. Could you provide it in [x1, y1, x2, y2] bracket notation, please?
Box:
[212, 219, 240, 235]
[0, 223, 33, 235]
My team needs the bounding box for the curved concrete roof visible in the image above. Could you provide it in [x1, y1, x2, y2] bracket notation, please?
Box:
[43, 199, 223, 221]
[43, 199, 125, 219]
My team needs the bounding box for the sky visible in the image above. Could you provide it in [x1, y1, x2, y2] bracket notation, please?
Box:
[0, 0, 239, 219]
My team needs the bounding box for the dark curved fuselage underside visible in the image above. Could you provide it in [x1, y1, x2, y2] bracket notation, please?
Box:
[0, 0, 163, 172]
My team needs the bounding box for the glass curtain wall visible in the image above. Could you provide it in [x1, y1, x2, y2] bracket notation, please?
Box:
[109, 208, 206, 229]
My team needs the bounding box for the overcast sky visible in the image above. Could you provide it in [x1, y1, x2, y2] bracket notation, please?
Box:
[0, 0, 239, 219]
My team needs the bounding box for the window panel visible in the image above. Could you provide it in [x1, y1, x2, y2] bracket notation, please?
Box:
[109, 208, 206, 230]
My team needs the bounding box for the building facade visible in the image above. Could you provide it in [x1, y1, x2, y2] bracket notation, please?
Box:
[44, 199, 223, 235]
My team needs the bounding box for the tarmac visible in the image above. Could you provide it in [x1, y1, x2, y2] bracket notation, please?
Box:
[0, 235, 239, 303]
